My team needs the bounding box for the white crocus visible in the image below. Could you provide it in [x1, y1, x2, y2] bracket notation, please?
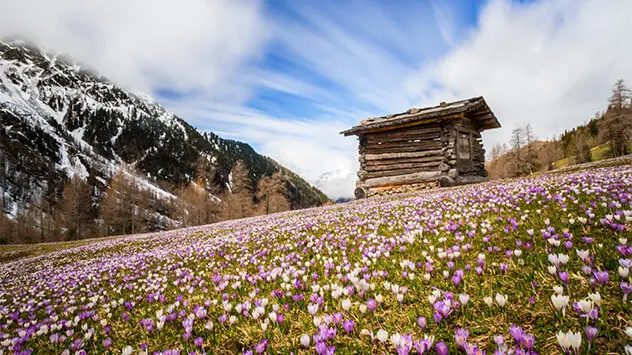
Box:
[390, 333, 402, 347]
[307, 303, 318, 316]
[553, 286, 564, 295]
[576, 299, 593, 314]
[377, 329, 389, 343]
[551, 294, 569, 315]
[588, 292, 602, 306]
[341, 299, 352, 311]
[300, 334, 310, 348]
[495, 293, 508, 308]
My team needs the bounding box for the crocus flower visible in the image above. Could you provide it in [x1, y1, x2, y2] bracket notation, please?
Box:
[557, 331, 581, 355]
[254, 339, 268, 354]
[551, 294, 569, 316]
[436, 341, 449, 355]
[585, 326, 597, 344]
[376, 329, 389, 343]
[300, 334, 310, 348]
[343, 319, 354, 333]
[454, 328, 469, 349]
[593, 270, 609, 286]
[417, 316, 427, 331]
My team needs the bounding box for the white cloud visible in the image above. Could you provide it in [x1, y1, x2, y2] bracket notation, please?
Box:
[0, 0, 267, 99]
[407, 0, 632, 148]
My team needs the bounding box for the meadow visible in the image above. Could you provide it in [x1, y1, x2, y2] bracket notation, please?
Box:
[1, 163, 631, 354]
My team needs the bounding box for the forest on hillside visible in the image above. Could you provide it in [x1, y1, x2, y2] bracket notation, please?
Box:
[0, 160, 297, 244]
[488, 79, 632, 179]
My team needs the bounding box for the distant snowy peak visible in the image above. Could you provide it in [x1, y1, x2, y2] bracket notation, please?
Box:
[316, 168, 354, 184]
[314, 168, 355, 200]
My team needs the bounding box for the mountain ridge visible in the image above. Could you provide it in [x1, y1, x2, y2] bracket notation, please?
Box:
[0, 37, 328, 233]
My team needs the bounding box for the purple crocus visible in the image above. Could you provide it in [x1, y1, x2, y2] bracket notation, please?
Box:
[254, 339, 268, 354]
[593, 270, 609, 286]
[509, 324, 524, 345]
[585, 326, 597, 344]
[413, 336, 434, 354]
[194, 337, 204, 349]
[620, 282, 632, 300]
[436, 341, 449, 355]
[367, 298, 377, 312]
[343, 319, 354, 333]
[454, 328, 469, 349]
[395, 334, 413, 355]
[558, 271, 569, 285]
[417, 316, 427, 331]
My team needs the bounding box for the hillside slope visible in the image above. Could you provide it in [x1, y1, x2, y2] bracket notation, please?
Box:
[0, 37, 328, 221]
[0, 160, 630, 353]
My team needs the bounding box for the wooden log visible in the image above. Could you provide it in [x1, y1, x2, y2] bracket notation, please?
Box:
[362, 171, 443, 188]
[365, 138, 441, 149]
[367, 125, 441, 137]
[366, 132, 442, 144]
[364, 149, 443, 161]
[361, 155, 444, 167]
[363, 161, 442, 172]
[359, 165, 441, 179]
[363, 143, 443, 154]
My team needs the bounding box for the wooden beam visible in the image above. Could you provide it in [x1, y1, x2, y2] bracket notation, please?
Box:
[361, 156, 444, 167]
[359, 165, 441, 179]
[361, 171, 443, 188]
[364, 149, 443, 161]
[363, 161, 442, 172]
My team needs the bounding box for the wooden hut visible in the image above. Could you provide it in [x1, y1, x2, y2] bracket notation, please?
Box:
[341, 97, 500, 198]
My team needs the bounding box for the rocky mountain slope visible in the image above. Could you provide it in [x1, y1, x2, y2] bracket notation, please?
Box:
[0, 37, 328, 220]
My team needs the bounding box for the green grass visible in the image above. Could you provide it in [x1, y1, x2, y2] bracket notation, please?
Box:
[552, 157, 570, 169]
[589, 144, 612, 161]
[0, 235, 124, 263]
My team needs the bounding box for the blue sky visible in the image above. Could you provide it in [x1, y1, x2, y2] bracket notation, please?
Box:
[1, 0, 632, 198]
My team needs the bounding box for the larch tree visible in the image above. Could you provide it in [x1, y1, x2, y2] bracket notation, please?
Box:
[58, 175, 93, 240]
[222, 161, 254, 219]
[100, 170, 146, 236]
[256, 172, 290, 215]
[605, 79, 632, 156]
[510, 127, 526, 176]
[524, 123, 537, 174]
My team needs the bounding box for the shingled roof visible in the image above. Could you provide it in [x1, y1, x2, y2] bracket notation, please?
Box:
[341, 96, 500, 136]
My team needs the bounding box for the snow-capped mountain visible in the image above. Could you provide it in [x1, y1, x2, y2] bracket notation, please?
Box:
[0, 37, 328, 217]
[314, 168, 355, 201]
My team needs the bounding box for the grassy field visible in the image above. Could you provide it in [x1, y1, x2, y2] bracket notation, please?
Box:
[1, 164, 632, 354]
[553, 141, 632, 169]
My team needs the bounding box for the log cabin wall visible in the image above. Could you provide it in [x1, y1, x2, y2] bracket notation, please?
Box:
[357, 123, 445, 183]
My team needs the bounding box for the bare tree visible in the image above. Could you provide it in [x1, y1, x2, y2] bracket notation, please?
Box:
[222, 161, 254, 219]
[58, 176, 93, 240]
[524, 123, 537, 173]
[256, 172, 290, 215]
[605, 79, 632, 156]
[100, 170, 147, 236]
[510, 127, 526, 175]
